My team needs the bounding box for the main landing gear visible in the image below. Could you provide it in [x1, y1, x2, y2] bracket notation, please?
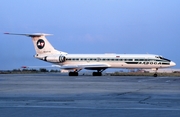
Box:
[68, 69, 80, 76]
[68, 69, 105, 76]
[92, 72, 102, 76]
[92, 69, 105, 76]
[69, 72, 78, 76]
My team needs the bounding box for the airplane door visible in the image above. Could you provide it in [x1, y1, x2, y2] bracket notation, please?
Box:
[97, 57, 101, 62]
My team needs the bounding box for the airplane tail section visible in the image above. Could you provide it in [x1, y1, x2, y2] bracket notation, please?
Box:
[4, 33, 67, 55]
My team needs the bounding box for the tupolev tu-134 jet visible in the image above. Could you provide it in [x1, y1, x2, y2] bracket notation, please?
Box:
[4, 33, 176, 77]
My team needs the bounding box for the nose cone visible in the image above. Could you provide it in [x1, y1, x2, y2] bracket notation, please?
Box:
[170, 61, 176, 67]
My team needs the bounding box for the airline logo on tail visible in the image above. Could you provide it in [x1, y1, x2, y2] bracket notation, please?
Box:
[37, 39, 45, 49]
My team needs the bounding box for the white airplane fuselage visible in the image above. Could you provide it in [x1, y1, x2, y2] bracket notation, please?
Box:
[35, 53, 175, 69]
[5, 33, 176, 76]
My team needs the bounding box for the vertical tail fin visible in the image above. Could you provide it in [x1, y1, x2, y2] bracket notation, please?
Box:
[4, 33, 67, 55]
[31, 34, 56, 54]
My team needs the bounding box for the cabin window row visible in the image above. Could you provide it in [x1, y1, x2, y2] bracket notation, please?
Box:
[66, 58, 167, 62]
[66, 58, 133, 61]
[134, 59, 167, 62]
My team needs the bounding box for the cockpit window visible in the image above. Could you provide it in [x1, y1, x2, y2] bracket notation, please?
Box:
[159, 57, 171, 62]
[156, 56, 171, 62]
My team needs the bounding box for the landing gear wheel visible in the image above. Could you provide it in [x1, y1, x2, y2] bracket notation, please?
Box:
[69, 72, 78, 76]
[153, 73, 157, 77]
[92, 72, 102, 76]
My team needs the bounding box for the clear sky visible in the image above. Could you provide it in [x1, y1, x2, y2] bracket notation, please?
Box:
[0, 0, 180, 70]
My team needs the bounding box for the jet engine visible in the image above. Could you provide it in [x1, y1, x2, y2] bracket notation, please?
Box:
[43, 55, 66, 63]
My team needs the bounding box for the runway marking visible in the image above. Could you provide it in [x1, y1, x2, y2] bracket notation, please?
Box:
[166, 80, 171, 82]
[138, 78, 159, 82]
[0, 106, 180, 111]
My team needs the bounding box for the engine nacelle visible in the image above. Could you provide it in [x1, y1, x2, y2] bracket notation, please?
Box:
[59, 55, 66, 63]
[43, 55, 66, 63]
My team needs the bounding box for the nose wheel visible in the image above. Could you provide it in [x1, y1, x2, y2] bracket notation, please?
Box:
[153, 73, 157, 77]
[153, 68, 158, 77]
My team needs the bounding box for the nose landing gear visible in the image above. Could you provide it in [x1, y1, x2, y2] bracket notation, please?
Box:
[153, 73, 157, 77]
[153, 68, 158, 77]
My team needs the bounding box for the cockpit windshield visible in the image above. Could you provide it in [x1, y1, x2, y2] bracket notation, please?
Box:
[155, 56, 171, 62]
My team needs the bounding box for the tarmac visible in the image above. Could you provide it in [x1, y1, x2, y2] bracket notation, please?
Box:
[0, 73, 180, 117]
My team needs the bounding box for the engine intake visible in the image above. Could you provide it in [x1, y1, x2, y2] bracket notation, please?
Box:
[59, 55, 66, 63]
[43, 55, 66, 63]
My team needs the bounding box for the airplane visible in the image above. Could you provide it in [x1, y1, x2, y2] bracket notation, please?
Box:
[4, 33, 176, 77]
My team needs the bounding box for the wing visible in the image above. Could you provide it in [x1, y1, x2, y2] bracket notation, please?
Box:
[59, 63, 110, 71]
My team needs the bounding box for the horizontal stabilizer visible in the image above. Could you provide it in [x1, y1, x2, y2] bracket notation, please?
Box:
[4, 32, 52, 37]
